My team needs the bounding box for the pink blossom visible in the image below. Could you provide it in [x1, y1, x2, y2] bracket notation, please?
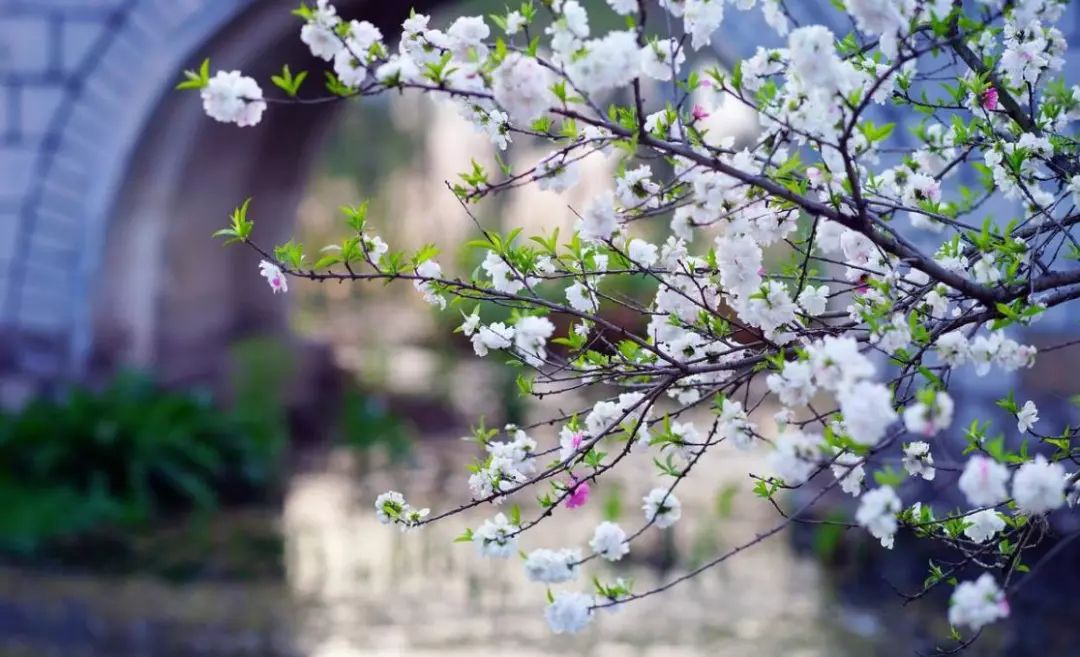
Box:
[981, 87, 998, 111]
[565, 480, 590, 509]
[691, 104, 709, 121]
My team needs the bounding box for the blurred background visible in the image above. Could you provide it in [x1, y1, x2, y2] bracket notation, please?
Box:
[0, 0, 1078, 655]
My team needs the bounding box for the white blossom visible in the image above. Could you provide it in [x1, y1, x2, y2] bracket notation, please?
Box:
[524, 548, 580, 583]
[958, 456, 1010, 508]
[963, 509, 1005, 544]
[492, 53, 553, 124]
[831, 452, 866, 496]
[514, 315, 556, 366]
[472, 322, 515, 357]
[413, 260, 445, 309]
[902, 391, 954, 437]
[258, 260, 288, 294]
[300, 2, 343, 61]
[949, 574, 1009, 631]
[545, 591, 593, 633]
[535, 151, 581, 192]
[1017, 400, 1039, 433]
[797, 284, 829, 316]
[838, 381, 898, 446]
[627, 239, 659, 268]
[505, 11, 526, 35]
[566, 281, 598, 312]
[606, 0, 637, 15]
[768, 427, 822, 485]
[766, 360, 816, 407]
[567, 30, 640, 94]
[640, 38, 685, 81]
[374, 491, 407, 525]
[717, 398, 756, 450]
[856, 486, 901, 549]
[902, 441, 936, 481]
[579, 191, 620, 242]
[589, 521, 629, 561]
[474, 512, 519, 557]
[1012, 455, 1066, 514]
[642, 487, 682, 528]
[202, 71, 266, 127]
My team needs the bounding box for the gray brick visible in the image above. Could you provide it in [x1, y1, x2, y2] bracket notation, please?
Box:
[0, 85, 10, 138]
[18, 83, 64, 136]
[0, 210, 18, 261]
[15, 298, 67, 339]
[0, 17, 52, 76]
[61, 20, 104, 73]
[0, 144, 37, 197]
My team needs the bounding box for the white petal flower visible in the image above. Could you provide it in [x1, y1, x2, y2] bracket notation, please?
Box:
[258, 260, 288, 294]
[1012, 455, 1066, 515]
[579, 191, 620, 242]
[949, 573, 1009, 631]
[855, 486, 901, 549]
[202, 71, 267, 127]
[902, 391, 954, 437]
[901, 441, 936, 481]
[589, 521, 629, 561]
[1016, 400, 1039, 433]
[627, 239, 659, 268]
[606, 0, 637, 15]
[374, 490, 407, 525]
[838, 381, 898, 447]
[958, 456, 1010, 508]
[492, 53, 553, 124]
[413, 260, 445, 309]
[471, 322, 515, 357]
[963, 509, 1005, 544]
[642, 487, 682, 528]
[545, 591, 593, 633]
[797, 284, 829, 316]
[640, 38, 685, 81]
[524, 548, 581, 583]
[831, 452, 865, 497]
[474, 512, 519, 558]
[513, 315, 556, 366]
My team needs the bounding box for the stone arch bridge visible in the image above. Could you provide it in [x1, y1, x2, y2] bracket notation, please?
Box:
[0, 0, 442, 401]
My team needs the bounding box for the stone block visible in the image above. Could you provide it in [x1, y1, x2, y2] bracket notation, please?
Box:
[0, 17, 52, 76]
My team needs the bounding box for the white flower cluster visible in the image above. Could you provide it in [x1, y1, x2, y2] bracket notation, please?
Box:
[202, 71, 266, 127]
[466, 427, 538, 502]
[949, 573, 1009, 631]
[374, 491, 430, 529]
[197, 0, 1080, 640]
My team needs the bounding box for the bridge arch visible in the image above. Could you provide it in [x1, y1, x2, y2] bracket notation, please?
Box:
[0, 0, 434, 396]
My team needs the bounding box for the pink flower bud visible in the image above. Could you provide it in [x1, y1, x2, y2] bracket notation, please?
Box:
[981, 87, 998, 111]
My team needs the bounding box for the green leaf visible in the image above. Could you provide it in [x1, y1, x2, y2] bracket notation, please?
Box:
[271, 64, 308, 98]
[176, 58, 211, 91]
[213, 197, 254, 244]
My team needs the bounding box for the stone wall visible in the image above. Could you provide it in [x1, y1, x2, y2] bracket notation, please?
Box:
[0, 0, 434, 402]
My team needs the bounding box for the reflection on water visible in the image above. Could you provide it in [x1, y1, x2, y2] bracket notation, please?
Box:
[0, 436, 883, 657]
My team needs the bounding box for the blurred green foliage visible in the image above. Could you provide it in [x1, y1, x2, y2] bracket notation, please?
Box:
[339, 388, 413, 463]
[0, 364, 287, 557]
